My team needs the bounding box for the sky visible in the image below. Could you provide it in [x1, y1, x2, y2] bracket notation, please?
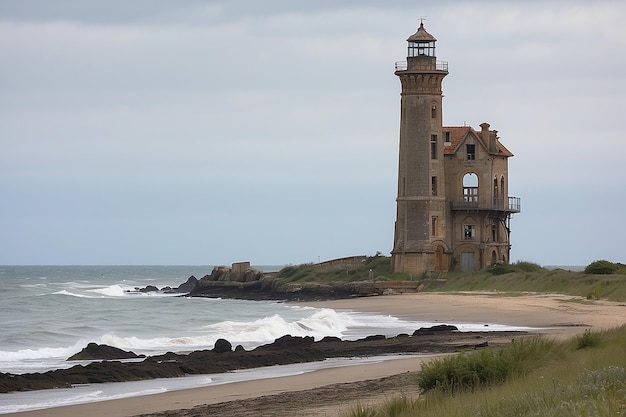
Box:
[1, 1, 625, 267]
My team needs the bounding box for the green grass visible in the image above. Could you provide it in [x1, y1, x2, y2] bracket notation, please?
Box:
[342, 326, 626, 417]
[275, 255, 407, 283]
[416, 337, 558, 393]
[274, 257, 626, 302]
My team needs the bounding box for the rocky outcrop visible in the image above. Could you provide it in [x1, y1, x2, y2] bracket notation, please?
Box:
[412, 324, 459, 335]
[190, 277, 422, 301]
[130, 276, 199, 295]
[173, 276, 199, 293]
[0, 327, 523, 393]
[197, 265, 264, 284]
[66, 343, 144, 361]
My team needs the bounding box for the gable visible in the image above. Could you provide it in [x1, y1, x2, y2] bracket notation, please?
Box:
[443, 125, 513, 157]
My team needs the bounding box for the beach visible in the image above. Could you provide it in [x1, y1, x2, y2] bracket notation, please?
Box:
[7, 292, 625, 417]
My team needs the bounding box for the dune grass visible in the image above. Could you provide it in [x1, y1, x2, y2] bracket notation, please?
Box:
[274, 257, 626, 302]
[342, 326, 626, 417]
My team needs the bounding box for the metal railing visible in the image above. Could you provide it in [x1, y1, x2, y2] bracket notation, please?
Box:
[451, 196, 521, 213]
[394, 60, 448, 71]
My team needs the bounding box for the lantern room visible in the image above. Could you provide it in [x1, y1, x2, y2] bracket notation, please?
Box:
[407, 22, 437, 57]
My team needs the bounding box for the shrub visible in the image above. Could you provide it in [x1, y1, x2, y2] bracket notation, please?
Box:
[576, 329, 601, 349]
[487, 261, 543, 276]
[586, 282, 605, 300]
[584, 260, 619, 275]
[417, 337, 556, 393]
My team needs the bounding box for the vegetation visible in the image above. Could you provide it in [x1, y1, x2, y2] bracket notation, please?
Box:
[343, 326, 626, 417]
[274, 256, 626, 302]
[584, 259, 626, 275]
[416, 337, 557, 393]
[275, 253, 403, 283]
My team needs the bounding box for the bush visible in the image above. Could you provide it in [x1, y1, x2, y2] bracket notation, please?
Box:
[417, 338, 556, 393]
[584, 260, 619, 275]
[487, 261, 543, 276]
[577, 329, 601, 349]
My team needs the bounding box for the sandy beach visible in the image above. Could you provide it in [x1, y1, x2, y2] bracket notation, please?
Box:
[6, 292, 625, 417]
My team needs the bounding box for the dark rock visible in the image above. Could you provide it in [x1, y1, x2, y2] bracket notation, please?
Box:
[234, 345, 246, 352]
[67, 343, 142, 361]
[361, 335, 386, 341]
[267, 335, 315, 349]
[139, 285, 159, 293]
[213, 338, 232, 353]
[174, 276, 198, 293]
[412, 325, 459, 336]
[319, 336, 342, 343]
[0, 329, 527, 394]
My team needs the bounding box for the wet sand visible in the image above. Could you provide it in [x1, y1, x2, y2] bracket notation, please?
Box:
[7, 292, 625, 417]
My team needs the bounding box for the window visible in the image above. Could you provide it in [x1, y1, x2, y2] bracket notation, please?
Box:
[431, 216, 438, 236]
[464, 187, 478, 202]
[430, 135, 437, 159]
[431, 106, 436, 118]
[464, 225, 475, 239]
[466, 144, 476, 160]
[491, 224, 497, 241]
[445, 131, 451, 144]
[462, 173, 479, 203]
[431, 176, 437, 196]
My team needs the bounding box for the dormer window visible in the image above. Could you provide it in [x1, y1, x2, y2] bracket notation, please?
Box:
[466, 144, 476, 160]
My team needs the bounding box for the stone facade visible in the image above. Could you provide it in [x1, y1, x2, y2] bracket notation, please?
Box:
[391, 24, 520, 275]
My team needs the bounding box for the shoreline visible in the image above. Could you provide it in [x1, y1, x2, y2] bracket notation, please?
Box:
[5, 292, 625, 417]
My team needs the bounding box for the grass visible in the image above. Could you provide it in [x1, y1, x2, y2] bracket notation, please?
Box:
[342, 326, 626, 417]
[274, 257, 626, 302]
[416, 337, 558, 393]
[275, 255, 407, 283]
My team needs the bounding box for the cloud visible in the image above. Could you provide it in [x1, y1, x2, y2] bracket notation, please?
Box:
[1, 0, 625, 265]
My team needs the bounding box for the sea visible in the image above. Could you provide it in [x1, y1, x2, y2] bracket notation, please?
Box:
[0, 265, 533, 414]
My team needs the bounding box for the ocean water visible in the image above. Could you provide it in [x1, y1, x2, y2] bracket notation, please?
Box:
[0, 265, 532, 413]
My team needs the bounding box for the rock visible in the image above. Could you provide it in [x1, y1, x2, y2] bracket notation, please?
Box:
[67, 343, 143, 361]
[412, 324, 459, 336]
[361, 335, 386, 341]
[174, 276, 198, 293]
[319, 336, 342, 343]
[268, 335, 315, 349]
[213, 338, 232, 353]
[139, 285, 159, 293]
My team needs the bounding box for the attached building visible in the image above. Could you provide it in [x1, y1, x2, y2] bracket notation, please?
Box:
[391, 23, 521, 275]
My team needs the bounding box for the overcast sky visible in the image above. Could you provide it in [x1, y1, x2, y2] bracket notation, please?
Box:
[1, 1, 624, 267]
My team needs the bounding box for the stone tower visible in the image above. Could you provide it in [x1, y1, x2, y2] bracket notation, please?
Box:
[391, 23, 450, 275]
[391, 23, 521, 275]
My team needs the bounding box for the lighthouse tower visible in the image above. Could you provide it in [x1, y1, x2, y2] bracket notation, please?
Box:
[391, 23, 450, 275]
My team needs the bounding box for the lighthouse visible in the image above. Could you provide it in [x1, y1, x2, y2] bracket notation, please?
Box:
[391, 22, 449, 275]
[390, 22, 521, 275]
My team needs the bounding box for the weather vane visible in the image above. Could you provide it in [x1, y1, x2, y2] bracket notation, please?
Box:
[420, 16, 427, 25]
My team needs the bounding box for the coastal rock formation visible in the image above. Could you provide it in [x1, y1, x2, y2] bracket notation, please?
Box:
[66, 343, 144, 361]
[131, 276, 199, 294]
[212, 338, 232, 353]
[174, 276, 199, 293]
[0, 327, 524, 394]
[412, 324, 458, 335]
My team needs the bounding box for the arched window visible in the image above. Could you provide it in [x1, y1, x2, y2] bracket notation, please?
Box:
[463, 173, 478, 203]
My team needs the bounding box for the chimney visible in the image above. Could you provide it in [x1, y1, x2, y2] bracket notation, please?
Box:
[480, 122, 496, 152]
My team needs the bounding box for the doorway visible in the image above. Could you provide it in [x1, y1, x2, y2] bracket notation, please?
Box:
[461, 252, 474, 272]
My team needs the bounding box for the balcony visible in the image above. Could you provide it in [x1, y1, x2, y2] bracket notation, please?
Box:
[451, 196, 521, 213]
[394, 60, 449, 72]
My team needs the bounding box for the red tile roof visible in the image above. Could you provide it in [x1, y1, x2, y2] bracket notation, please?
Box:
[443, 125, 513, 157]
